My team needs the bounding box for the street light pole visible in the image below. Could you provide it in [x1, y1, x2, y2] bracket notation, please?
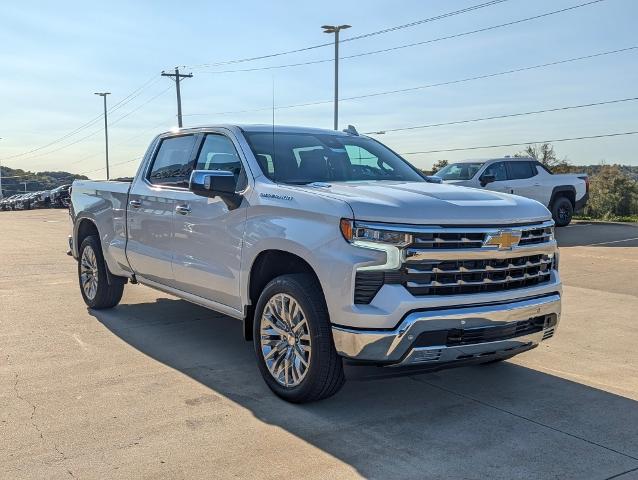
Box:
[322, 24, 351, 131]
[94, 92, 111, 179]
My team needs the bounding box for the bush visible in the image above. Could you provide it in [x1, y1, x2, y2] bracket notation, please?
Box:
[584, 165, 638, 220]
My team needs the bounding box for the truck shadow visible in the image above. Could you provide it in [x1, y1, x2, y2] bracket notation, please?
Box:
[89, 299, 638, 479]
[556, 222, 638, 247]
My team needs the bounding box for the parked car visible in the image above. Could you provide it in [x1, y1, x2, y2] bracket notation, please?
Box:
[434, 157, 588, 226]
[1, 194, 21, 211]
[30, 190, 51, 209]
[70, 125, 561, 403]
[51, 184, 71, 208]
[14, 193, 35, 210]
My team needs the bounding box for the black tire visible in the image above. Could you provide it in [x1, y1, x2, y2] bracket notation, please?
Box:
[551, 196, 574, 227]
[78, 235, 124, 309]
[253, 273, 345, 403]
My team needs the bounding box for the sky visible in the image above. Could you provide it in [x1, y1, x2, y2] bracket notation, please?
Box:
[0, 0, 637, 179]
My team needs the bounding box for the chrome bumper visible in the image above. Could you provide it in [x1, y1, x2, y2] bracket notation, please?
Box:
[332, 294, 561, 367]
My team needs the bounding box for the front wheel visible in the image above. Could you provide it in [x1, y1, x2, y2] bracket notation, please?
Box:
[552, 197, 574, 227]
[253, 274, 345, 403]
[78, 235, 124, 309]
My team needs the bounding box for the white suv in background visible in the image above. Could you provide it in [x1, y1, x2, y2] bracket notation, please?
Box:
[435, 157, 589, 226]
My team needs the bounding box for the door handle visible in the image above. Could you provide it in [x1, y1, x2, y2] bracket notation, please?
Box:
[175, 204, 191, 215]
[129, 200, 141, 209]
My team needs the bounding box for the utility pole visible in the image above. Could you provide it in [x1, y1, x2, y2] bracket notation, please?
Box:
[322, 24, 351, 130]
[94, 92, 111, 180]
[161, 67, 193, 128]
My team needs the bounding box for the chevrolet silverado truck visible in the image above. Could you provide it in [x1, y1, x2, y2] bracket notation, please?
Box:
[435, 157, 588, 226]
[69, 125, 562, 403]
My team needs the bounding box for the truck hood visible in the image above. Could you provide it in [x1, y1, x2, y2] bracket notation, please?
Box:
[297, 181, 550, 225]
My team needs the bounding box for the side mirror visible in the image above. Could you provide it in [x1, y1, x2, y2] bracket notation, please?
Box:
[189, 170, 242, 209]
[480, 174, 496, 187]
[424, 175, 442, 184]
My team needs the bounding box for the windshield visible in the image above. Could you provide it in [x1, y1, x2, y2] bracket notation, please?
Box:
[435, 162, 484, 180]
[243, 131, 424, 184]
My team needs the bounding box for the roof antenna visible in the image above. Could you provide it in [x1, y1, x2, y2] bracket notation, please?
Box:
[271, 74, 277, 183]
[343, 124, 359, 136]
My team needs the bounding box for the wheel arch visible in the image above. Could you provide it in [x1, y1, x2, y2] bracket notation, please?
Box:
[75, 217, 100, 257]
[549, 185, 576, 208]
[243, 249, 324, 341]
[74, 216, 126, 286]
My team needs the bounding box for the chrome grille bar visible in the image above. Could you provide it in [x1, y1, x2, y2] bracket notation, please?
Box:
[406, 270, 551, 289]
[406, 258, 552, 275]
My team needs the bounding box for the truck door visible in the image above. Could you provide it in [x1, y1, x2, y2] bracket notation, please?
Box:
[126, 134, 198, 286]
[170, 132, 248, 312]
[505, 161, 547, 204]
[478, 161, 510, 194]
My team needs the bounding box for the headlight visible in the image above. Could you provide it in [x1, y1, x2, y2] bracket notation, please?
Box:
[340, 219, 411, 246]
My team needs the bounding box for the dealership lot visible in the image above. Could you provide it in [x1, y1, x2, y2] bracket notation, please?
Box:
[1, 210, 637, 479]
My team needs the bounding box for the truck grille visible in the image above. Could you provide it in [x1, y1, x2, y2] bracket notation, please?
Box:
[404, 254, 552, 296]
[353, 221, 556, 304]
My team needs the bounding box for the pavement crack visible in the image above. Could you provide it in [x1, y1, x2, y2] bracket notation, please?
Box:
[604, 465, 638, 480]
[13, 372, 71, 469]
[409, 376, 638, 462]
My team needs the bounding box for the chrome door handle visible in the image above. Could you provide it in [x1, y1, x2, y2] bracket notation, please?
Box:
[129, 200, 141, 209]
[175, 204, 191, 215]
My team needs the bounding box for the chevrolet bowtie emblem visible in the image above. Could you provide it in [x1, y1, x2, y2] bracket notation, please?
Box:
[483, 230, 522, 250]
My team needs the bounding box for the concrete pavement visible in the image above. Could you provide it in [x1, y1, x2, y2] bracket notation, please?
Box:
[1, 211, 637, 479]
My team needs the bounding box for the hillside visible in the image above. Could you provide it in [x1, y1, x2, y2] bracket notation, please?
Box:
[0, 166, 88, 196]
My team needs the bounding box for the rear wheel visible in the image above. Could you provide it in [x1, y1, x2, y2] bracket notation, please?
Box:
[552, 197, 573, 227]
[78, 235, 124, 309]
[253, 274, 345, 403]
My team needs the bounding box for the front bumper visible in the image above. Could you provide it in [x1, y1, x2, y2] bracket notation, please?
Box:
[332, 293, 560, 367]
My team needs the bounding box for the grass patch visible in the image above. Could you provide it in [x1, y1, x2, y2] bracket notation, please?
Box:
[574, 215, 638, 223]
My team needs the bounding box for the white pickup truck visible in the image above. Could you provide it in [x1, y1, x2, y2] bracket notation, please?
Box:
[69, 125, 562, 403]
[435, 157, 589, 226]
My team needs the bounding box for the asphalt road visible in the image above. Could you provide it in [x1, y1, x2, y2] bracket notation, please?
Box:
[1, 210, 637, 480]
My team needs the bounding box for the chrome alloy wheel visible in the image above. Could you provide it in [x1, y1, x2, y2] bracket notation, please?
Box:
[260, 293, 312, 387]
[80, 245, 99, 300]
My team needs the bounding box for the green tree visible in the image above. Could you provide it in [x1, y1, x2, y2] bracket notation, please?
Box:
[515, 143, 574, 173]
[584, 164, 638, 219]
[430, 159, 449, 175]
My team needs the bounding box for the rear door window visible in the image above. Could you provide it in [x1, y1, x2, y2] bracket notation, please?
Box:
[508, 161, 537, 180]
[147, 135, 197, 187]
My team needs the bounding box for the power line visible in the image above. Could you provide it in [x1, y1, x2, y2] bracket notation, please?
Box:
[186, 0, 512, 69]
[183, 45, 638, 118]
[15, 87, 173, 166]
[196, 0, 607, 75]
[365, 96, 638, 134]
[343, 0, 510, 42]
[0, 74, 160, 162]
[80, 157, 141, 176]
[400, 131, 638, 155]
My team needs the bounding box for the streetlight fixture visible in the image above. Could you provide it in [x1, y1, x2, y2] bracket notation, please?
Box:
[94, 92, 111, 180]
[322, 24, 351, 130]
